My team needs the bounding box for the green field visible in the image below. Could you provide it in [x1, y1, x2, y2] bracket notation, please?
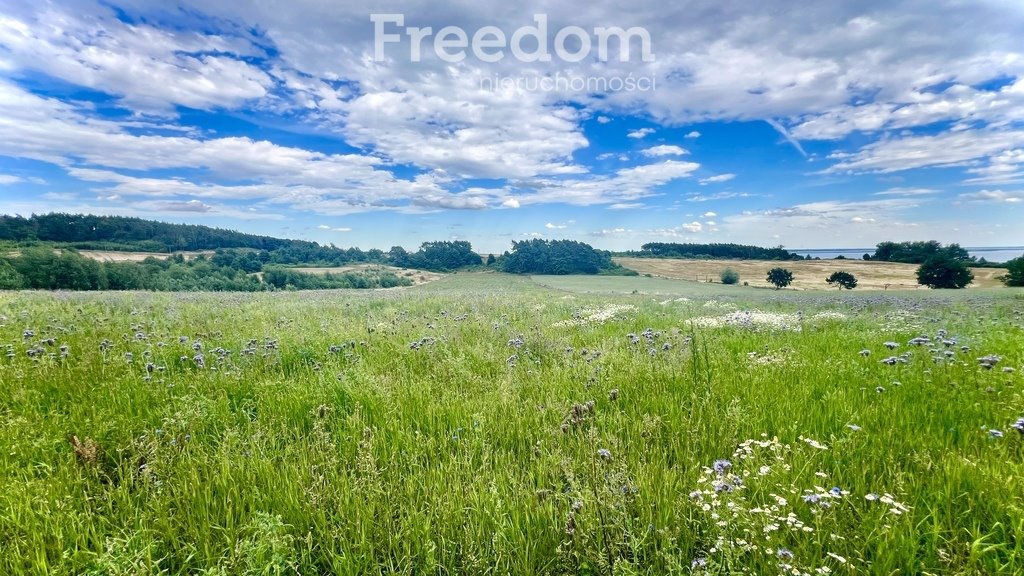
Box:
[2, 273, 1023, 574]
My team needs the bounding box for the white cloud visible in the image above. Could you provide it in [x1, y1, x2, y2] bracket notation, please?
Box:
[721, 198, 924, 244]
[699, 174, 736, 185]
[545, 222, 567, 229]
[703, 211, 717, 217]
[501, 198, 521, 209]
[685, 131, 701, 139]
[957, 189, 1023, 203]
[0, 174, 23, 184]
[627, 128, 655, 139]
[642, 145, 688, 157]
[962, 149, 1024, 185]
[340, 72, 589, 179]
[686, 191, 751, 202]
[0, 8, 271, 113]
[825, 129, 1024, 174]
[872, 187, 938, 197]
[590, 228, 630, 237]
[682, 221, 703, 232]
[41, 192, 77, 201]
[597, 116, 612, 124]
[515, 160, 700, 207]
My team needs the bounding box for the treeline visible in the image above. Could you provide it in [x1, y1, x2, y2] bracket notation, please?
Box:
[0, 248, 410, 291]
[497, 239, 635, 275]
[629, 242, 804, 260]
[0, 213, 295, 252]
[0, 214, 492, 271]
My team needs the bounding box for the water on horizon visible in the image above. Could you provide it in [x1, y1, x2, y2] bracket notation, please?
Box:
[794, 247, 1024, 263]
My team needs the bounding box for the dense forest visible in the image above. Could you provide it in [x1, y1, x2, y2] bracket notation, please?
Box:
[629, 242, 805, 260]
[0, 213, 296, 252]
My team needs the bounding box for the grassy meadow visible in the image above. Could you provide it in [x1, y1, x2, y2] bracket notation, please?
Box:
[1, 273, 1023, 574]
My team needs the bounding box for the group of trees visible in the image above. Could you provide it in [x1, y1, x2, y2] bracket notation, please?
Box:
[388, 241, 482, 272]
[868, 241, 970, 264]
[0, 248, 410, 291]
[635, 242, 804, 260]
[497, 239, 635, 275]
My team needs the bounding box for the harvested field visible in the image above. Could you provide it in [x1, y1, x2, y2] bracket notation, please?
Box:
[615, 257, 1008, 290]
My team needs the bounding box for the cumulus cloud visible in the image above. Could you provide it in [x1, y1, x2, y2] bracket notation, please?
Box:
[0, 7, 271, 113]
[627, 128, 655, 139]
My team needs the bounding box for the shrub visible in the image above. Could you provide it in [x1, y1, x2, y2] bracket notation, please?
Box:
[826, 271, 857, 290]
[999, 255, 1024, 287]
[720, 268, 740, 285]
[766, 267, 794, 289]
[916, 255, 974, 289]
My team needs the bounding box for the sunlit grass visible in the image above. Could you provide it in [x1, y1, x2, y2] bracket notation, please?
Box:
[1, 276, 1022, 574]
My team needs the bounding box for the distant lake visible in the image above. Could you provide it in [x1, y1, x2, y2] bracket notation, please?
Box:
[794, 247, 1024, 263]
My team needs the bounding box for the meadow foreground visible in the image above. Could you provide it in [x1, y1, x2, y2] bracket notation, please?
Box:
[1, 274, 1022, 575]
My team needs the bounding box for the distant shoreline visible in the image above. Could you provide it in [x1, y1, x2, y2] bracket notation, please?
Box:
[793, 247, 1023, 263]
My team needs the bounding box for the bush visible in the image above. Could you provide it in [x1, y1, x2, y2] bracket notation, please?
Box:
[825, 271, 857, 290]
[916, 255, 974, 289]
[720, 268, 740, 285]
[0, 258, 25, 289]
[766, 267, 794, 289]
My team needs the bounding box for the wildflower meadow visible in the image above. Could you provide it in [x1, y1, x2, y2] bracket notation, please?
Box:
[1, 273, 1022, 574]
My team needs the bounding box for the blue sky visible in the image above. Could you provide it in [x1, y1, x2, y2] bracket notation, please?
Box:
[1, 1, 1023, 252]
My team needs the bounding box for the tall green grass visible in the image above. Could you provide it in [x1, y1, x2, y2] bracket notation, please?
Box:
[1, 277, 1022, 574]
